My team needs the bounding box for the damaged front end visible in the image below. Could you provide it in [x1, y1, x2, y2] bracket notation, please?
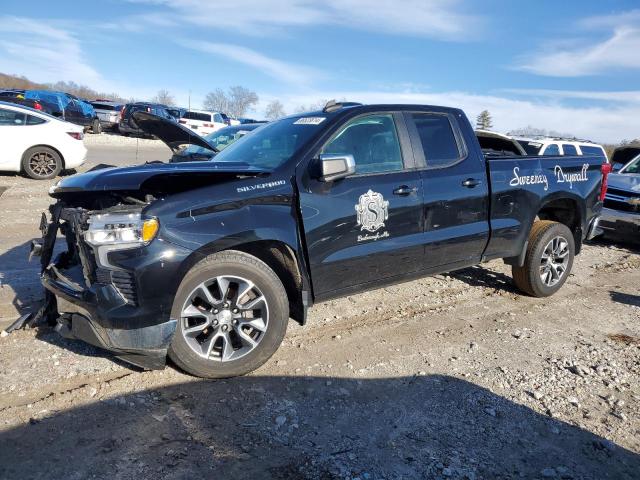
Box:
[32, 193, 189, 369]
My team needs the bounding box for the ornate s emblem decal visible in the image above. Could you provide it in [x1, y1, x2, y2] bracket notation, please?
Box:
[355, 189, 389, 233]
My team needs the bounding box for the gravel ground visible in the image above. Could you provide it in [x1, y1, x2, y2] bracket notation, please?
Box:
[0, 141, 638, 479]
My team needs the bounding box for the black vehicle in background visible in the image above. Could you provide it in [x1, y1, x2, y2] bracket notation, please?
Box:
[118, 102, 178, 136]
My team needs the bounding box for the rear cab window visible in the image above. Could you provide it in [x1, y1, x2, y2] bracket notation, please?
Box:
[410, 113, 464, 168]
[517, 141, 543, 155]
[183, 111, 212, 122]
[579, 145, 606, 157]
[542, 144, 560, 156]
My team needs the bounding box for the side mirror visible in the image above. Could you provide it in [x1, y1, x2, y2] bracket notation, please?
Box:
[318, 153, 355, 182]
[612, 162, 624, 172]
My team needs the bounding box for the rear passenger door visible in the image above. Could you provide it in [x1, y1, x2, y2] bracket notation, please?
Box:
[299, 112, 424, 298]
[404, 112, 489, 270]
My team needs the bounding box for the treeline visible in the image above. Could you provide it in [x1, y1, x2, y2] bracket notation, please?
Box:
[0, 73, 131, 102]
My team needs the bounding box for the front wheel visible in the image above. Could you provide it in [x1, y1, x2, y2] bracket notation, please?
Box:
[91, 119, 101, 134]
[168, 251, 289, 378]
[512, 221, 575, 297]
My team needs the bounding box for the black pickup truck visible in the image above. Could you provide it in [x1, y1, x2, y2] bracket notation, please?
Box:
[32, 102, 609, 378]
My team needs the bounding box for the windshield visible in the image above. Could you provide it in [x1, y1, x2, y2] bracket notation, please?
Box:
[621, 155, 640, 174]
[179, 125, 262, 158]
[210, 116, 326, 169]
[517, 140, 542, 155]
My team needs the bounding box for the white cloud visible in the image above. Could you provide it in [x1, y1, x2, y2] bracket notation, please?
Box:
[256, 89, 640, 143]
[177, 40, 322, 86]
[127, 0, 483, 40]
[514, 10, 640, 77]
[0, 16, 103, 86]
[500, 88, 640, 104]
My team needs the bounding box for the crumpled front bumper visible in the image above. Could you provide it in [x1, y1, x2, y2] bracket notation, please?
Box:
[42, 264, 177, 369]
[35, 204, 193, 370]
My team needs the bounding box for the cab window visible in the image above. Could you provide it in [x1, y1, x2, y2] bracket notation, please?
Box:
[26, 115, 46, 125]
[542, 144, 560, 155]
[411, 113, 462, 167]
[0, 108, 27, 125]
[322, 114, 404, 175]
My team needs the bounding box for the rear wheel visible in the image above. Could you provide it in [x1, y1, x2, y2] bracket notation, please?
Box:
[21, 146, 62, 180]
[169, 250, 289, 378]
[91, 118, 101, 134]
[512, 221, 575, 297]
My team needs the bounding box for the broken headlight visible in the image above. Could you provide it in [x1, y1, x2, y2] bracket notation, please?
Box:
[85, 212, 159, 248]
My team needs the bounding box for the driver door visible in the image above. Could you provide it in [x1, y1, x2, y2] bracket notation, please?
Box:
[298, 112, 424, 299]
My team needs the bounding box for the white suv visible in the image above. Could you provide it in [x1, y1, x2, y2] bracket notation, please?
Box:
[514, 137, 607, 159]
[178, 110, 226, 136]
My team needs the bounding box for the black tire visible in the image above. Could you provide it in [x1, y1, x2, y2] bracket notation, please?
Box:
[21, 146, 63, 180]
[91, 119, 101, 134]
[512, 221, 575, 297]
[168, 250, 289, 378]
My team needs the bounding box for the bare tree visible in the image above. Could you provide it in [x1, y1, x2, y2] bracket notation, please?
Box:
[508, 125, 576, 139]
[203, 89, 230, 113]
[203, 86, 258, 118]
[151, 89, 175, 106]
[294, 99, 329, 113]
[265, 100, 286, 120]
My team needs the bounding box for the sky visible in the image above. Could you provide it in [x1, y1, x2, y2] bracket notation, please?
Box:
[0, 0, 639, 143]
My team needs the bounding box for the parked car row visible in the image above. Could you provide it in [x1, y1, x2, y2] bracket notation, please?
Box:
[0, 89, 100, 133]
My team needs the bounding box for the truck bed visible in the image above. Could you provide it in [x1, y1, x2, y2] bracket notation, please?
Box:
[483, 155, 603, 261]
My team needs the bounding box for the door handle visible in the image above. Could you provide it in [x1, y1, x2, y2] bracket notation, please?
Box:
[462, 178, 482, 188]
[393, 185, 417, 196]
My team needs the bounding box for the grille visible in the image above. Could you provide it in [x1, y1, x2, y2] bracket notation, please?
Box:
[96, 268, 138, 305]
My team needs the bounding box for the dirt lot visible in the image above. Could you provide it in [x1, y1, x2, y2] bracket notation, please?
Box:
[0, 135, 639, 480]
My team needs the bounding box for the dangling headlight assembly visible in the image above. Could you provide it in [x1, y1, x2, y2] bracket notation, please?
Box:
[85, 212, 159, 249]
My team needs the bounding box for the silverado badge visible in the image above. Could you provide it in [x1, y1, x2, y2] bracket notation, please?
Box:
[355, 189, 389, 233]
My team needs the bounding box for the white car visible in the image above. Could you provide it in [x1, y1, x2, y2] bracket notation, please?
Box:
[178, 109, 226, 136]
[0, 101, 87, 179]
[514, 137, 607, 159]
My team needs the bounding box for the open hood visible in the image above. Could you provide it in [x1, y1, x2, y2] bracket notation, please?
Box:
[132, 111, 218, 152]
[610, 145, 640, 168]
[49, 161, 269, 197]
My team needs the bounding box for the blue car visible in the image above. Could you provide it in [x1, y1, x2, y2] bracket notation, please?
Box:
[23, 90, 100, 133]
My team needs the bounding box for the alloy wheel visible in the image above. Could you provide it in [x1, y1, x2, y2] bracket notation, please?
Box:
[539, 236, 570, 287]
[180, 275, 268, 362]
[28, 151, 57, 177]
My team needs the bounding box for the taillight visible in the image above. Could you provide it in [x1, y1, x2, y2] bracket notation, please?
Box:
[600, 163, 612, 201]
[67, 132, 84, 140]
[34, 102, 43, 110]
[119, 106, 125, 121]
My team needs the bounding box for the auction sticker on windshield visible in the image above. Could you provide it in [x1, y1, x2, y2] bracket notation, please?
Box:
[294, 117, 326, 125]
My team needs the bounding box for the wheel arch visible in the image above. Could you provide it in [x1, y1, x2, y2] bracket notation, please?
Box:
[21, 144, 66, 170]
[174, 236, 311, 326]
[535, 194, 585, 254]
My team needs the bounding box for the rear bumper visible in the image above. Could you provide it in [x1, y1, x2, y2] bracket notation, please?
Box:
[597, 207, 640, 239]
